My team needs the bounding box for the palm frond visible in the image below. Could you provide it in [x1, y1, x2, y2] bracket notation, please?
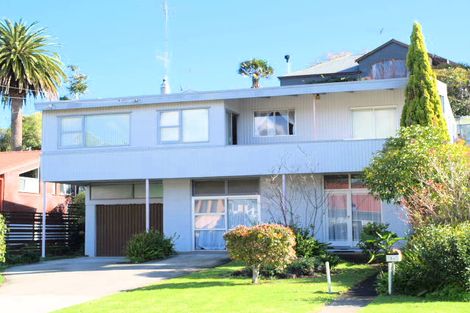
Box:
[0, 19, 66, 106]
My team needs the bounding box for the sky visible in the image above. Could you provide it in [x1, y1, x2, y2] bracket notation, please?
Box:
[1, 0, 470, 127]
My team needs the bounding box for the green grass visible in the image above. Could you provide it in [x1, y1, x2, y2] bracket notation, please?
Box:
[361, 295, 470, 313]
[57, 262, 375, 313]
[0, 264, 6, 285]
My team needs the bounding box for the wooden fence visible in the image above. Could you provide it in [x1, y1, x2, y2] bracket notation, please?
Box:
[2, 208, 84, 256]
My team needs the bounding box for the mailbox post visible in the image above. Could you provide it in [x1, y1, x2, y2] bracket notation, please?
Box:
[386, 253, 402, 295]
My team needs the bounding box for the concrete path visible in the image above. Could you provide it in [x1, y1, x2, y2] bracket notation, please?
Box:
[318, 274, 377, 313]
[0, 252, 228, 313]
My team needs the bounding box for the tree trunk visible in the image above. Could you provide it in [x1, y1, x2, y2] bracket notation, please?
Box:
[10, 97, 23, 151]
[251, 77, 260, 88]
[252, 264, 260, 284]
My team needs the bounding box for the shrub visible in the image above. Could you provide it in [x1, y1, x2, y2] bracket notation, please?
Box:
[126, 230, 175, 263]
[285, 257, 321, 277]
[365, 125, 470, 227]
[224, 224, 296, 284]
[377, 222, 470, 296]
[294, 227, 340, 267]
[357, 223, 401, 264]
[0, 214, 6, 263]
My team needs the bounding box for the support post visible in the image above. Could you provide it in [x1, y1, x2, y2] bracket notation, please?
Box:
[326, 261, 332, 293]
[41, 181, 47, 258]
[145, 179, 150, 232]
[388, 262, 393, 295]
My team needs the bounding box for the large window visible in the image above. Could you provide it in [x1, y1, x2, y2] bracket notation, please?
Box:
[60, 113, 130, 148]
[90, 182, 163, 200]
[19, 169, 39, 193]
[192, 179, 260, 250]
[371, 59, 407, 79]
[254, 110, 295, 137]
[352, 107, 397, 139]
[159, 109, 209, 143]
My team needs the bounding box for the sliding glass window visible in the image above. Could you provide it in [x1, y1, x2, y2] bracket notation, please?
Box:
[159, 109, 209, 143]
[59, 113, 130, 148]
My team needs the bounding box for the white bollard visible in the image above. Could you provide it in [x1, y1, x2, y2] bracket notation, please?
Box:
[388, 262, 393, 295]
[325, 261, 332, 293]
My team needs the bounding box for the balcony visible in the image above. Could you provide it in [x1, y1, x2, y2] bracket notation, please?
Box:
[41, 139, 386, 183]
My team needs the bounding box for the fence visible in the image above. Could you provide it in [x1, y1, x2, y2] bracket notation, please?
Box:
[2, 207, 84, 256]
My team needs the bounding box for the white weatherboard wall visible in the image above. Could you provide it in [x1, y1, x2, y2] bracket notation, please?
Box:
[314, 89, 404, 140]
[163, 179, 192, 252]
[41, 139, 385, 182]
[84, 185, 163, 257]
[260, 175, 327, 242]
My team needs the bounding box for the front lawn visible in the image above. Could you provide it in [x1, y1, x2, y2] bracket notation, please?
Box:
[0, 265, 5, 285]
[57, 262, 375, 313]
[361, 295, 470, 313]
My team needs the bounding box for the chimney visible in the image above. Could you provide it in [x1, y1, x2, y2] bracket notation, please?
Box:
[160, 77, 170, 95]
[284, 55, 291, 74]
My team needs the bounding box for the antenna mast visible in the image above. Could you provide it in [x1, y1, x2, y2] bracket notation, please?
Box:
[160, 0, 171, 94]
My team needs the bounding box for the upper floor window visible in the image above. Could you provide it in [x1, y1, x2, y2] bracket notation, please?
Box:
[159, 109, 209, 143]
[371, 59, 407, 79]
[352, 107, 397, 139]
[254, 110, 295, 137]
[60, 113, 130, 148]
[19, 169, 39, 193]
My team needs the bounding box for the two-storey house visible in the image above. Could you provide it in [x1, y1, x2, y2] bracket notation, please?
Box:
[36, 77, 456, 256]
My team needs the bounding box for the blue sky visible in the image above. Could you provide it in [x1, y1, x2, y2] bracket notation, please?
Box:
[1, 0, 470, 127]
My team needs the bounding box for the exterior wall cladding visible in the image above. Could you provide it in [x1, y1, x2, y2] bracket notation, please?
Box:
[37, 79, 455, 255]
[278, 42, 409, 86]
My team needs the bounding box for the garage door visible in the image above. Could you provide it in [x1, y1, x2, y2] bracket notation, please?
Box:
[96, 203, 163, 256]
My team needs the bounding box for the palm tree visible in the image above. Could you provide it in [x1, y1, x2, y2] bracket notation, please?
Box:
[238, 58, 274, 88]
[0, 20, 65, 150]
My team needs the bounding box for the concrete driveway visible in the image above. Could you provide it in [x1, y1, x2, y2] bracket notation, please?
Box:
[0, 252, 228, 313]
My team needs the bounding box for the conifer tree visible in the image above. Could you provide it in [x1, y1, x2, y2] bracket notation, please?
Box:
[401, 22, 448, 135]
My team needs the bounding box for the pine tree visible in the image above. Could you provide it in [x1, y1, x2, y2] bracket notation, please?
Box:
[401, 22, 448, 135]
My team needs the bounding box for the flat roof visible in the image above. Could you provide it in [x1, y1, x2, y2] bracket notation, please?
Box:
[35, 78, 408, 111]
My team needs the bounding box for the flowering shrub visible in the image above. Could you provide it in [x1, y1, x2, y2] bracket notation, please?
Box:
[224, 224, 296, 284]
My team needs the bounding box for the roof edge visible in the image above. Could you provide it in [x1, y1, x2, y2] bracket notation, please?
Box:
[35, 78, 408, 112]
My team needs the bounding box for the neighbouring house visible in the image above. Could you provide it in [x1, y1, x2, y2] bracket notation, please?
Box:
[457, 116, 470, 143]
[0, 150, 71, 213]
[35, 74, 457, 256]
[278, 39, 454, 86]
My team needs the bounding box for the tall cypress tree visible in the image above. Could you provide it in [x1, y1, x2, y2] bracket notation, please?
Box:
[401, 22, 448, 135]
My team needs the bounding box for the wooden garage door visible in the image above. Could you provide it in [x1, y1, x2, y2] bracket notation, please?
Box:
[96, 203, 163, 256]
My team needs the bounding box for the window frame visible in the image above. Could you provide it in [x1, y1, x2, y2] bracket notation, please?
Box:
[18, 169, 40, 194]
[191, 195, 261, 251]
[157, 108, 210, 144]
[350, 106, 397, 139]
[89, 182, 163, 200]
[58, 112, 131, 149]
[370, 58, 408, 79]
[253, 109, 296, 137]
[323, 173, 383, 245]
[54, 183, 72, 196]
